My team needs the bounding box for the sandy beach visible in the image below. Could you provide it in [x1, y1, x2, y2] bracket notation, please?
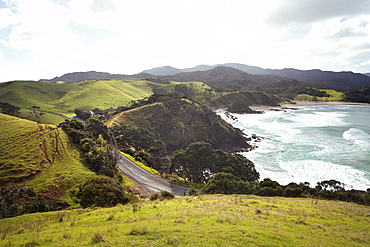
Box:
[249, 101, 370, 111]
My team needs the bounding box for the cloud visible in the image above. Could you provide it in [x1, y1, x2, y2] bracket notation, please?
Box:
[1, 0, 370, 81]
[0, 49, 5, 65]
[265, 0, 370, 28]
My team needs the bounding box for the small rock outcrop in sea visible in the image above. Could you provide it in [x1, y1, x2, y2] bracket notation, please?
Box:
[233, 133, 270, 153]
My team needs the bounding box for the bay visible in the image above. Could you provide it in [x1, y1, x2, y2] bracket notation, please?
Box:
[219, 105, 370, 191]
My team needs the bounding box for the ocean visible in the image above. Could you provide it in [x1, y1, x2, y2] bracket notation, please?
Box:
[218, 105, 370, 191]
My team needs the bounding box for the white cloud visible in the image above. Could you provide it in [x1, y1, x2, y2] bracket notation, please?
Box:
[265, 0, 370, 27]
[0, 49, 5, 65]
[0, 0, 370, 81]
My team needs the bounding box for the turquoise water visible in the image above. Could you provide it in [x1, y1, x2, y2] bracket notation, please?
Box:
[219, 105, 370, 191]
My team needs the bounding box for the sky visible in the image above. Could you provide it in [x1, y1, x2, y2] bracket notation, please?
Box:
[1, 0, 370, 81]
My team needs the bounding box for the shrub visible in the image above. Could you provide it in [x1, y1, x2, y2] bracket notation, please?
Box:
[283, 187, 303, 197]
[149, 191, 175, 201]
[160, 191, 175, 199]
[188, 188, 199, 196]
[77, 176, 130, 208]
[258, 186, 283, 197]
[203, 172, 248, 195]
[149, 193, 159, 201]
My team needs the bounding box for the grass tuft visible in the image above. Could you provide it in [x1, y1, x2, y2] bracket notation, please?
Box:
[128, 226, 149, 236]
[90, 232, 106, 244]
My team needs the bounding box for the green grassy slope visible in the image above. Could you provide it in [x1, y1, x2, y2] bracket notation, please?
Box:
[0, 113, 94, 190]
[1, 195, 369, 246]
[295, 89, 344, 101]
[0, 79, 155, 114]
[0, 80, 213, 125]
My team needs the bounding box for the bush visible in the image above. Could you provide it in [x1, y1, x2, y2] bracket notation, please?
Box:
[258, 186, 283, 197]
[149, 191, 175, 201]
[160, 191, 175, 199]
[149, 193, 159, 201]
[203, 172, 248, 194]
[77, 176, 130, 208]
[283, 187, 303, 197]
[188, 188, 199, 196]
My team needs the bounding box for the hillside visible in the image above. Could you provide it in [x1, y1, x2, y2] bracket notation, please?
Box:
[162, 66, 287, 84]
[39, 71, 128, 83]
[0, 79, 283, 125]
[0, 79, 172, 125]
[0, 113, 94, 189]
[105, 95, 251, 153]
[0, 79, 157, 115]
[211, 91, 281, 113]
[1, 195, 369, 246]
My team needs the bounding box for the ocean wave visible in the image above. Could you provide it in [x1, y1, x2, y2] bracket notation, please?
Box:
[255, 160, 370, 191]
[342, 128, 370, 148]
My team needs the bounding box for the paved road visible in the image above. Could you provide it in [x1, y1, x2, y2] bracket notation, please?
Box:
[115, 151, 189, 197]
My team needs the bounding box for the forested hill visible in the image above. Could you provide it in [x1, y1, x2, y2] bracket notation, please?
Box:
[143, 63, 370, 89]
[161, 66, 287, 83]
[105, 94, 252, 154]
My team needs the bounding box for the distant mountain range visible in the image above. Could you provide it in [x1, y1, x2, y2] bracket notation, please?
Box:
[143, 63, 370, 89]
[39, 63, 370, 89]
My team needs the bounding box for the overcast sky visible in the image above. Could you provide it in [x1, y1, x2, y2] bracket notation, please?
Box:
[1, 0, 370, 81]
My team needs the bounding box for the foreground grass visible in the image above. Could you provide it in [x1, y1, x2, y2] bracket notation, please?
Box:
[0, 195, 369, 246]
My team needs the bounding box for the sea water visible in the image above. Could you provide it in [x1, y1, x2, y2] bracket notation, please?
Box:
[218, 105, 370, 191]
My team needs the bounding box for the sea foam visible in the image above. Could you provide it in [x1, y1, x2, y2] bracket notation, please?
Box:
[219, 105, 370, 191]
[342, 128, 370, 148]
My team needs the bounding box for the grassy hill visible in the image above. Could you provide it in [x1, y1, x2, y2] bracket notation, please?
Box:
[0, 113, 95, 198]
[0, 79, 155, 114]
[295, 89, 344, 101]
[0, 79, 212, 125]
[0, 195, 369, 246]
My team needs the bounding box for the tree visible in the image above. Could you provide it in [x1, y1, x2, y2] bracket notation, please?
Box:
[77, 176, 129, 208]
[86, 116, 115, 145]
[74, 108, 92, 120]
[0, 101, 21, 116]
[203, 172, 248, 194]
[216, 153, 260, 183]
[169, 142, 259, 183]
[30, 106, 42, 118]
[170, 142, 214, 183]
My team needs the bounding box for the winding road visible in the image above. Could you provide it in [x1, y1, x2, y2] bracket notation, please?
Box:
[114, 150, 189, 197]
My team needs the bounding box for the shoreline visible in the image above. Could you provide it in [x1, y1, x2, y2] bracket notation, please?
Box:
[250, 101, 370, 111]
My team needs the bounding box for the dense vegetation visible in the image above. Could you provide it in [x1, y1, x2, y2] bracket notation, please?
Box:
[344, 85, 370, 103]
[0, 101, 20, 116]
[202, 177, 370, 206]
[106, 94, 251, 154]
[77, 176, 131, 208]
[0, 187, 52, 219]
[170, 142, 259, 184]
[58, 118, 119, 179]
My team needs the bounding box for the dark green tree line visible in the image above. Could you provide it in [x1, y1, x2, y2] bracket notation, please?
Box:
[169, 142, 259, 183]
